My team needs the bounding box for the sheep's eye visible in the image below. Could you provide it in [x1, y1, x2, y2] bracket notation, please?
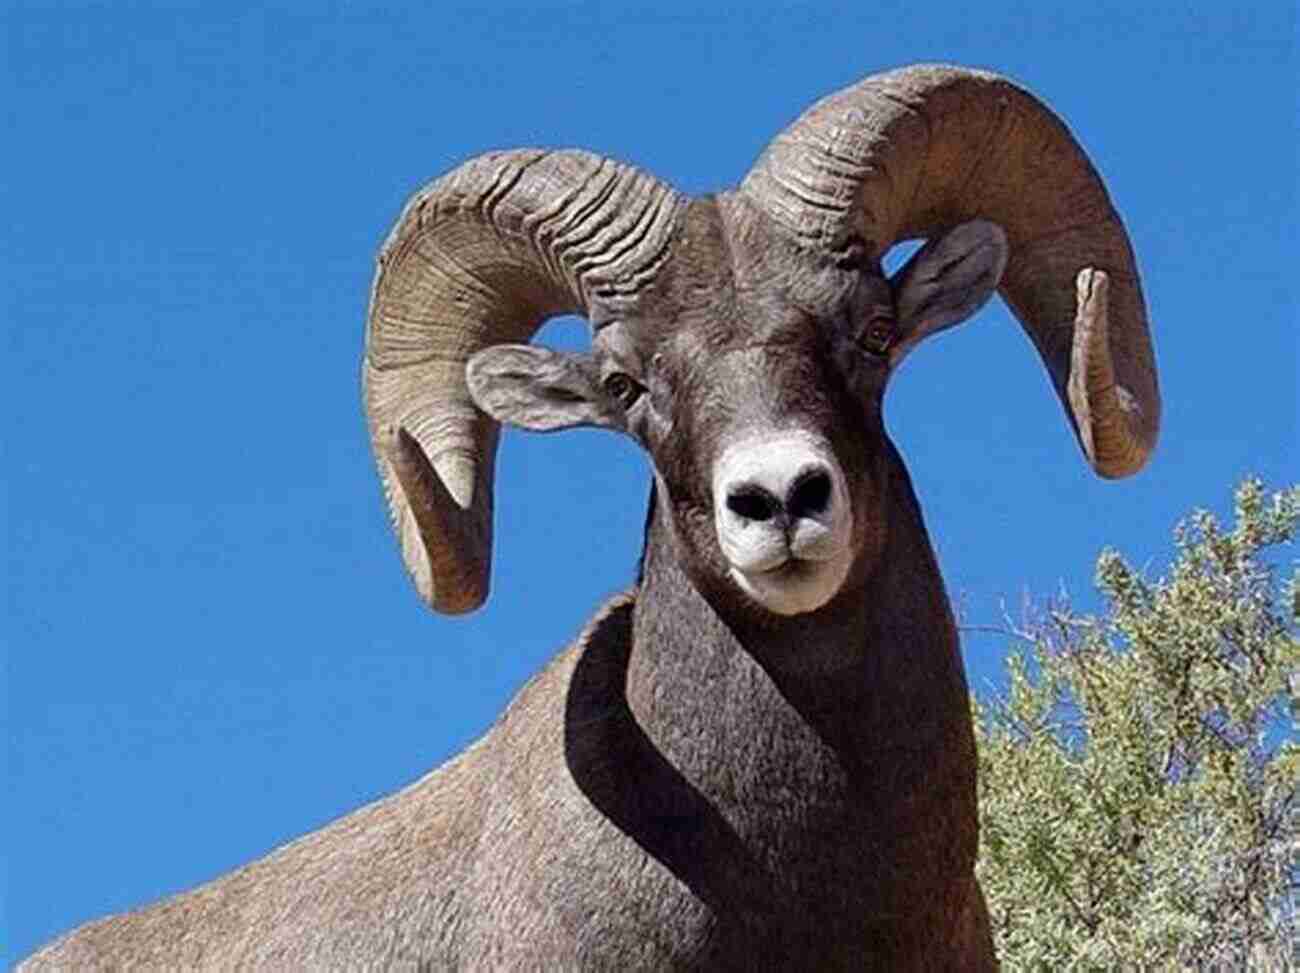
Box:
[859, 315, 895, 357]
[603, 372, 643, 409]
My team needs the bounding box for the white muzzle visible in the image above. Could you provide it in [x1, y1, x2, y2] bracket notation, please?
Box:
[712, 431, 854, 616]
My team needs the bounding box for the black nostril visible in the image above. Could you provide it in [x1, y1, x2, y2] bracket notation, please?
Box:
[726, 486, 779, 523]
[787, 470, 832, 519]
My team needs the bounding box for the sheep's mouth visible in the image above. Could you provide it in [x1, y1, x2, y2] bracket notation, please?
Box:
[729, 549, 852, 617]
[759, 558, 817, 580]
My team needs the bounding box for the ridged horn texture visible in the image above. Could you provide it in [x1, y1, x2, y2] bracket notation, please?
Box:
[364, 150, 682, 613]
[741, 64, 1159, 478]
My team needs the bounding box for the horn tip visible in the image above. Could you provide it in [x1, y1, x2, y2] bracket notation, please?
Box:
[1068, 268, 1156, 479]
[428, 580, 489, 615]
[388, 429, 493, 615]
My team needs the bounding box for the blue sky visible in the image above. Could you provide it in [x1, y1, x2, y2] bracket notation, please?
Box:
[6, 0, 1296, 961]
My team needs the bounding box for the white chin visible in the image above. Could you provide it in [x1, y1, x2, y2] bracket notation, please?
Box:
[729, 554, 850, 617]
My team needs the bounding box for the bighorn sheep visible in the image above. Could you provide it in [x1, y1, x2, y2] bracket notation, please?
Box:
[23, 64, 1158, 969]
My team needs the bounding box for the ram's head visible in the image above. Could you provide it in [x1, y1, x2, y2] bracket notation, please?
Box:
[363, 65, 1159, 617]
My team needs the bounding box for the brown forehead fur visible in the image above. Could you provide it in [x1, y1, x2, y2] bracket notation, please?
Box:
[600, 196, 888, 487]
[623, 195, 865, 352]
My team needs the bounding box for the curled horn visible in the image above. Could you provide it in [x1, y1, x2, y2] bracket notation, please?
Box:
[364, 150, 682, 613]
[741, 64, 1159, 477]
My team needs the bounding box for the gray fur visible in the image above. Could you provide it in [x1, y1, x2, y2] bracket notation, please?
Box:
[24, 64, 1159, 970]
[24, 197, 999, 972]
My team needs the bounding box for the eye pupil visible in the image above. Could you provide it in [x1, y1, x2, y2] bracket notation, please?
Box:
[859, 316, 894, 356]
[603, 372, 642, 408]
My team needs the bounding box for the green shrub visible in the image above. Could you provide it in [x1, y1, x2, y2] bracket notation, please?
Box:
[976, 479, 1299, 969]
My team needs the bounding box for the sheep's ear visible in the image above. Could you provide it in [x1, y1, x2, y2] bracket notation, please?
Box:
[467, 345, 624, 433]
[889, 220, 1008, 356]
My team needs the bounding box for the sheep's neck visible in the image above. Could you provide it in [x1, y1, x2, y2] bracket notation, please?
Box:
[622, 467, 980, 929]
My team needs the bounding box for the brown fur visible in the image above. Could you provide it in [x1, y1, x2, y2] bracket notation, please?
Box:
[25, 197, 998, 970]
[29, 65, 1157, 968]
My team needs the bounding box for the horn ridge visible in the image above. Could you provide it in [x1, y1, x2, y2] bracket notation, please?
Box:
[741, 63, 1159, 476]
[364, 149, 683, 612]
